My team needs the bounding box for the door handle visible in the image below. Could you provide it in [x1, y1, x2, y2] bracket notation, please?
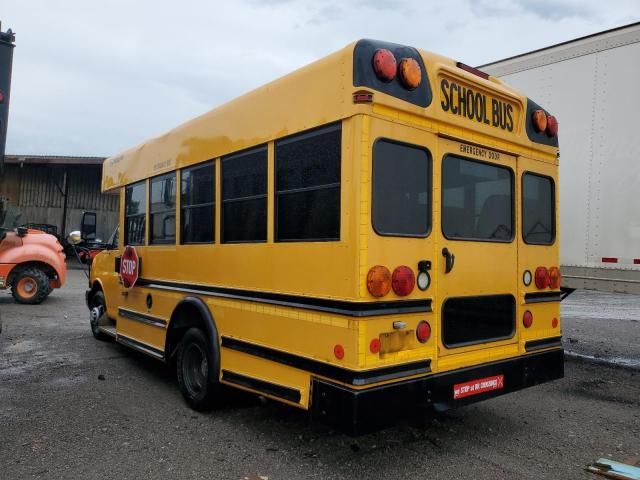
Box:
[442, 247, 455, 274]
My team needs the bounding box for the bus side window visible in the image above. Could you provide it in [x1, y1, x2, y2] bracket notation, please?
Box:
[181, 162, 215, 244]
[124, 181, 146, 245]
[149, 173, 176, 245]
[221, 146, 268, 243]
[275, 123, 341, 242]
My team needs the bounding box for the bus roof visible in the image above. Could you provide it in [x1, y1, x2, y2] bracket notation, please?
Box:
[102, 40, 556, 192]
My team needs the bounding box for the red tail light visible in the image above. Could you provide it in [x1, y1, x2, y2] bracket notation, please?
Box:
[370, 338, 381, 354]
[534, 266, 550, 289]
[549, 267, 561, 289]
[416, 321, 431, 343]
[334, 344, 345, 360]
[391, 266, 415, 296]
[523, 311, 533, 328]
[372, 49, 397, 82]
[367, 265, 391, 297]
[552, 317, 559, 329]
[546, 115, 558, 137]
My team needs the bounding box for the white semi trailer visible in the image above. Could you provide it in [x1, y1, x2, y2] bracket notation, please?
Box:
[482, 22, 640, 294]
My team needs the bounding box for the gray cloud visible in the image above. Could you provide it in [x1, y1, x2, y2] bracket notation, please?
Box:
[2, 0, 638, 156]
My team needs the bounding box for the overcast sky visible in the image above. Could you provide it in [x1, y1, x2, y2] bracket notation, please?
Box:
[1, 0, 638, 157]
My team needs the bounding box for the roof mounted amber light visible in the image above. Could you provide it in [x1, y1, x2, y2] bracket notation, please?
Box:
[372, 49, 397, 82]
[546, 115, 558, 137]
[398, 58, 422, 90]
[532, 109, 547, 133]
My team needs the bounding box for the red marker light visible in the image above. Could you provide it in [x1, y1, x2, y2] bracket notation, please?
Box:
[549, 267, 561, 289]
[546, 115, 558, 137]
[372, 49, 397, 82]
[0, 90, 4, 103]
[334, 344, 345, 360]
[534, 266, 550, 289]
[370, 338, 381, 354]
[523, 311, 533, 328]
[552, 317, 559, 329]
[416, 321, 431, 343]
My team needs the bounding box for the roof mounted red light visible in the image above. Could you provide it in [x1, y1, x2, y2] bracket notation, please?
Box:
[546, 115, 558, 137]
[372, 49, 397, 82]
[456, 62, 490, 80]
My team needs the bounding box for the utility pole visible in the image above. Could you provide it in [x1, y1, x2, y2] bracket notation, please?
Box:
[0, 21, 16, 175]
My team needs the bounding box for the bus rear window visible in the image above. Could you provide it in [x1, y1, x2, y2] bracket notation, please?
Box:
[372, 140, 431, 237]
[442, 156, 513, 242]
[522, 173, 555, 245]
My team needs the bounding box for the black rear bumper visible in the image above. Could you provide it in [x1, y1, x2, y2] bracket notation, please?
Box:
[311, 348, 564, 435]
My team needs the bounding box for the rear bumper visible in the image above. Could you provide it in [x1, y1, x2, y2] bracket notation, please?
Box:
[311, 348, 564, 435]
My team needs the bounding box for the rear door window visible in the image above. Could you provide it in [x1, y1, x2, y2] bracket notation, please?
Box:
[442, 156, 513, 242]
[372, 139, 431, 237]
[522, 173, 555, 245]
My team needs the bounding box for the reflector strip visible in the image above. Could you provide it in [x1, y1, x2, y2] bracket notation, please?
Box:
[453, 375, 504, 399]
[602, 257, 618, 263]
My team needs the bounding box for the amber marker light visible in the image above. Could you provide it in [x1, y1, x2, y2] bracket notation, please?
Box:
[398, 58, 422, 90]
[372, 49, 397, 82]
[532, 109, 547, 133]
[367, 265, 392, 297]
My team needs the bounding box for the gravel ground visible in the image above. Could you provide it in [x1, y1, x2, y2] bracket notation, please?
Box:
[0, 270, 638, 480]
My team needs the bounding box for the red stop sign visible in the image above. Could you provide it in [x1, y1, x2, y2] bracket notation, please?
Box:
[120, 245, 140, 288]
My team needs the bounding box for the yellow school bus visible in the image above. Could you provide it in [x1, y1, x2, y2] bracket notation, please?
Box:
[86, 39, 563, 433]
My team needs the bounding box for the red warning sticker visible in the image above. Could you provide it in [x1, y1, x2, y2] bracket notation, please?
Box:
[453, 375, 504, 399]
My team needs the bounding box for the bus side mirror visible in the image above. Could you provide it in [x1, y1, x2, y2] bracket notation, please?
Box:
[81, 211, 97, 241]
[67, 230, 82, 245]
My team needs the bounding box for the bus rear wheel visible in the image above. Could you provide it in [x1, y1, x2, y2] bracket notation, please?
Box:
[176, 328, 218, 411]
[11, 268, 51, 304]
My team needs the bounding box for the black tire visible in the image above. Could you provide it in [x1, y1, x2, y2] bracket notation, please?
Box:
[11, 268, 50, 305]
[176, 328, 219, 411]
[89, 291, 111, 341]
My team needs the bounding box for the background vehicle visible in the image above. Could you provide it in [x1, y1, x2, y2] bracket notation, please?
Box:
[87, 39, 563, 433]
[0, 198, 67, 303]
[481, 22, 640, 294]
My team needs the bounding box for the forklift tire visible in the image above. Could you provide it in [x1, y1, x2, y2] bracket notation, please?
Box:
[11, 268, 51, 305]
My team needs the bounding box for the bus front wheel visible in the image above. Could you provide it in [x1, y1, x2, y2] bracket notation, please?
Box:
[176, 328, 218, 411]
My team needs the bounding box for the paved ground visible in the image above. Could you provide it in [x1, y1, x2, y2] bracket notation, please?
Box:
[0, 270, 638, 480]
